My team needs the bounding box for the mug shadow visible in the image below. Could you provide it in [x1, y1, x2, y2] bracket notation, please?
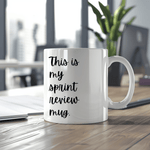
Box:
[107, 116, 150, 125]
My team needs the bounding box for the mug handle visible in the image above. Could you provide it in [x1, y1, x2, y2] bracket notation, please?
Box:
[108, 56, 135, 109]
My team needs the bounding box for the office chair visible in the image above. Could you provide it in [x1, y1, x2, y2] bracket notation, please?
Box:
[14, 44, 67, 87]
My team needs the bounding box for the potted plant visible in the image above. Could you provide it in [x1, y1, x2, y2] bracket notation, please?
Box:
[88, 0, 136, 86]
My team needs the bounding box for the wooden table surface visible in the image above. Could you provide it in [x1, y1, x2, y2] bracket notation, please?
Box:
[0, 85, 150, 150]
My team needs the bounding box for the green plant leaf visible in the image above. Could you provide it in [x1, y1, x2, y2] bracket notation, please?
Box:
[88, 2, 102, 18]
[88, 2, 106, 34]
[120, 0, 126, 7]
[87, 27, 104, 42]
[119, 6, 135, 20]
[112, 45, 116, 56]
[110, 41, 116, 56]
[113, 5, 124, 25]
[98, 2, 111, 20]
[86, 27, 94, 32]
[107, 40, 116, 57]
[114, 5, 124, 17]
[110, 16, 114, 28]
[98, 2, 111, 32]
[110, 21, 121, 41]
[106, 39, 110, 56]
[126, 16, 136, 25]
[95, 32, 104, 42]
[106, 5, 109, 11]
[99, 18, 107, 34]
[104, 19, 110, 32]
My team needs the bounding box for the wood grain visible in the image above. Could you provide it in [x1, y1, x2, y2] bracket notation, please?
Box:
[0, 84, 150, 150]
[129, 133, 150, 150]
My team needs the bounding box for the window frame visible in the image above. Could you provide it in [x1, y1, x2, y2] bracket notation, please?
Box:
[0, 0, 6, 90]
[46, 0, 112, 47]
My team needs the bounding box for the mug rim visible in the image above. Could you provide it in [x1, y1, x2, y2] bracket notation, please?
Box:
[44, 48, 108, 51]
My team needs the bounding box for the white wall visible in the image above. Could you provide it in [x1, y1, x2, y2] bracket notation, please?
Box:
[113, 0, 150, 61]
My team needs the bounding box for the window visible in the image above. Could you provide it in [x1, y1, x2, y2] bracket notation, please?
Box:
[55, 0, 82, 47]
[6, 0, 46, 62]
[6, 0, 46, 89]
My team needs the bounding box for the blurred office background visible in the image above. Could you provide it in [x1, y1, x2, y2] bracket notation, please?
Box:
[6, 0, 46, 89]
[0, 0, 149, 90]
[114, 0, 150, 62]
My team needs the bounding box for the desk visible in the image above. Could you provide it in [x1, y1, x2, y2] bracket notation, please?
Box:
[0, 85, 150, 150]
[0, 61, 43, 69]
[0, 60, 43, 90]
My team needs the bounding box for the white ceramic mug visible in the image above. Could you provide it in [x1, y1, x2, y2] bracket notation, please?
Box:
[44, 48, 135, 124]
